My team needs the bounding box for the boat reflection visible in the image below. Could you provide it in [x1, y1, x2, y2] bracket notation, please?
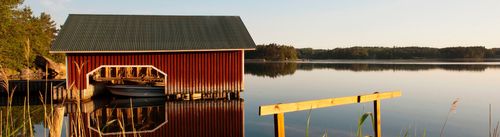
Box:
[68, 97, 244, 137]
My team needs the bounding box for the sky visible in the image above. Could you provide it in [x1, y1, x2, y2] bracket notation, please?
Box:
[24, 0, 500, 49]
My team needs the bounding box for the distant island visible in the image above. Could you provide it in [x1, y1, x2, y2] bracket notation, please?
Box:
[245, 43, 500, 61]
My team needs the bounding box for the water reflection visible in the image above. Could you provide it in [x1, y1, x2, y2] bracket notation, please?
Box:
[245, 62, 500, 77]
[0, 95, 244, 137]
[87, 98, 167, 135]
[70, 97, 244, 137]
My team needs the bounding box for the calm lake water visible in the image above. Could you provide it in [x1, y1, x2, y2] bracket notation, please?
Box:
[244, 61, 500, 137]
[3, 60, 500, 137]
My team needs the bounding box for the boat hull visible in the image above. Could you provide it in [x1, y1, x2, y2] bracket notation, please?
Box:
[107, 85, 165, 97]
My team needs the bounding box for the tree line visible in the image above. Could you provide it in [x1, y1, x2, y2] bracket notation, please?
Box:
[299, 46, 500, 59]
[0, 0, 63, 70]
[245, 44, 298, 60]
[246, 44, 500, 60]
[245, 63, 499, 77]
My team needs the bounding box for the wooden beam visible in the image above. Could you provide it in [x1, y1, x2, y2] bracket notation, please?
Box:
[359, 91, 401, 103]
[274, 113, 285, 137]
[94, 77, 163, 81]
[259, 91, 401, 116]
[374, 94, 382, 137]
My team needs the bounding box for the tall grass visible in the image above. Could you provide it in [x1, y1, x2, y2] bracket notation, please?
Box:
[490, 104, 500, 137]
[24, 39, 34, 137]
[1, 49, 145, 137]
[1, 59, 86, 137]
[68, 61, 86, 137]
[1, 65, 22, 137]
[398, 123, 426, 137]
[303, 107, 431, 137]
[1, 38, 48, 137]
[304, 109, 377, 137]
[306, 109, 312, 137]
[439, 98, 460, 137]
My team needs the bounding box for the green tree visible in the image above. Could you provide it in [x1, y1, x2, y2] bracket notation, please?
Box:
[245, 43, 298, 61]
[0, 0, 62, 70]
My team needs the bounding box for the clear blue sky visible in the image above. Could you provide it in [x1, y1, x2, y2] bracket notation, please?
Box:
[25, 0, 500, 48]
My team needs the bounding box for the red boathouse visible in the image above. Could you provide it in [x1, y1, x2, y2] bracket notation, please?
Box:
[50, 14, 256, 100]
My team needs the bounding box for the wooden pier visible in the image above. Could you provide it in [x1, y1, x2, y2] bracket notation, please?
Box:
[259, 91, 402, 137]
[2, 78, 241, 102]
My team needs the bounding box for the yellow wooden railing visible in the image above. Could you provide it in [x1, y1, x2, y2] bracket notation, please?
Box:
[259, 91, 402, 137]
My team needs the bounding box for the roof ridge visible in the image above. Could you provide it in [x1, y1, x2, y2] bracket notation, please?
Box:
[68, 14, 241, 17]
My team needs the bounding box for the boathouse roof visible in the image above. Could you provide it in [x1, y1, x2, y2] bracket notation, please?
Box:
[50, 14, 256, 53]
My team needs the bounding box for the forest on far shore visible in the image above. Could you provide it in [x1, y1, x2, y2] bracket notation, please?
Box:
[245, 43, 500, 60]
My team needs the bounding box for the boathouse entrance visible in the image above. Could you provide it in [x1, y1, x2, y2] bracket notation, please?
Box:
[86, 65, 167, 96]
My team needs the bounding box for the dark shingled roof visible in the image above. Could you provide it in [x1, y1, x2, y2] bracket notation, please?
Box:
[50, 14, 256, 53]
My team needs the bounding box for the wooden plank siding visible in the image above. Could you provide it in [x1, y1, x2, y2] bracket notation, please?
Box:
[66, 50, 244, 96]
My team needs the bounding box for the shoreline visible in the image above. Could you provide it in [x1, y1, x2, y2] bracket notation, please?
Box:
[245, 58, 500, 65]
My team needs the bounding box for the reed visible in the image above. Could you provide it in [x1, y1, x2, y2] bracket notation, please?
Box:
[118, 112, 126, 137]
[439, 98, 460, 137]
[130, 98, 138, 137]
[356, 112, 375, 137]
[304, 109, 376, 137]
[68, 61, 86, 137]
[398, 124, 426, 137]
[306, 109, 312, 137]
[1, 65, 43, 137]
[302, 108, 428, 137]
[1, 59, 135, 137]
[490, 104, 500, 137]
[66, 61, 130, 137]
[1, 65, 19, 136]
[0, 109, 2, 136]
[322, 129, 328, 137]
[24, 39, 34, 137]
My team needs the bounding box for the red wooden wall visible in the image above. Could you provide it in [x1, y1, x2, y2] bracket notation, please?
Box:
[66, 50, 244, 95]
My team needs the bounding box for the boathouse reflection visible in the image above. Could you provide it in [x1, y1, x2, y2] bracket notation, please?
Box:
[67, 98, 244, 137]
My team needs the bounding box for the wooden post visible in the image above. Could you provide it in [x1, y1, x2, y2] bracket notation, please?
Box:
[97, 68, 102, 78]
[147, 67, 152, 77]
[105, 67, 110, 78]
[126, 67, 132, 78]
[373, 92, 382, 137]
[274, 113, 285, 137]
[116, 67, 120, 78]
[50, 105, 65, 137]
[137, 107, 143, 124]
[136, 67, 141, 77]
